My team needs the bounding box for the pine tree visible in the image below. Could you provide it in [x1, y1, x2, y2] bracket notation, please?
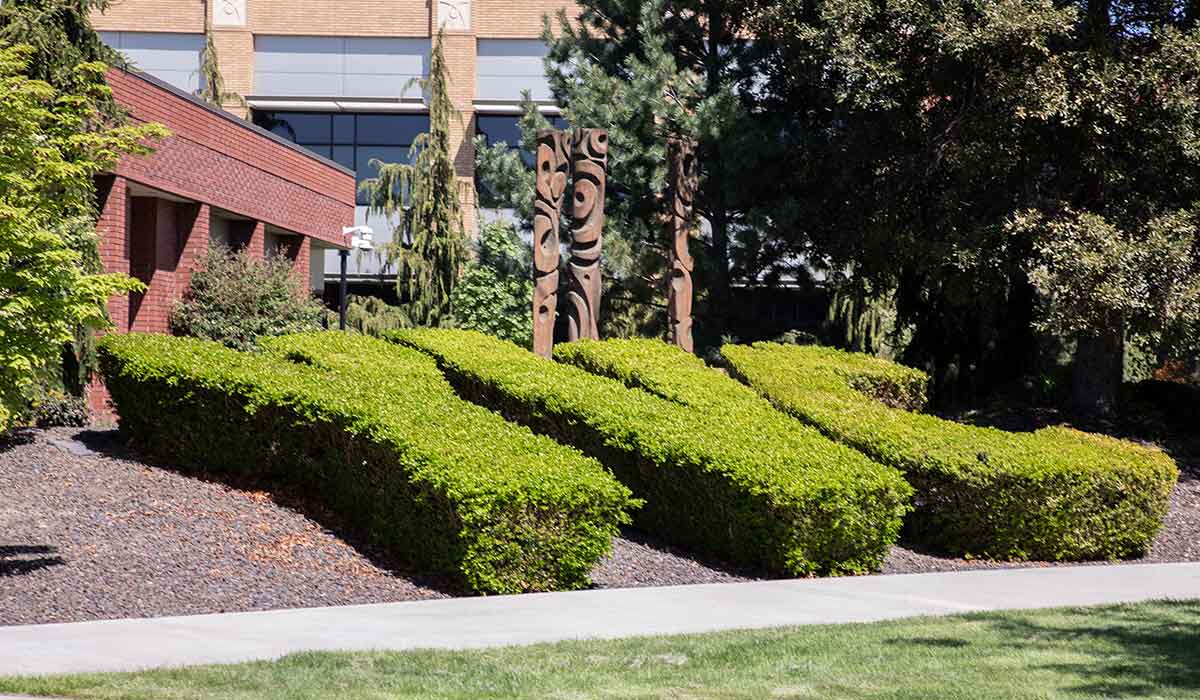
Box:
[360, 31, 466, 327]
[474, 0, 775, 343]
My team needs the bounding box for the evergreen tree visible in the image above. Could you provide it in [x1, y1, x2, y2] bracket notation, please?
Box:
[526, 0, 773, 342]
[753, 0, 1200, 414]
[360, 31, 466, 328]
[0, 0, 121, 102]
[196, 0, 246, 110]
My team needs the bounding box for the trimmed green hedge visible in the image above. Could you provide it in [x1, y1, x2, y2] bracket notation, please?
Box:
[98, 332, 634, 594]
[721, 342, 1179, 561]
[390, 328, 913, 576]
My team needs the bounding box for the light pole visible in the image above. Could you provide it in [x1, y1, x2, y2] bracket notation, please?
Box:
[339, 225, 374, 330]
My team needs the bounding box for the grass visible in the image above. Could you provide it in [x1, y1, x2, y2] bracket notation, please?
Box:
[3, 601, 1198, 699]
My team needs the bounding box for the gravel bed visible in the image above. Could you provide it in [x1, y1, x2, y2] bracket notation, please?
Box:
[1, 426, 1196, 625]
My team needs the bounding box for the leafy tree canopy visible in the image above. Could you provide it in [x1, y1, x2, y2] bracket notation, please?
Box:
[0, 44, 163, 429]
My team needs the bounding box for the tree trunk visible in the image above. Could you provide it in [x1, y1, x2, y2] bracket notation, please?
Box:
[1070, 327, 1124, 418]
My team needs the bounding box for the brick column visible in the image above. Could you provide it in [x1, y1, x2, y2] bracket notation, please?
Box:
[211, 28, 254, 119]
[95, 175, 130, 332]
[176, 203, 210, 294]
[436, 10, 478, 238]
[291, 236, 311, 282]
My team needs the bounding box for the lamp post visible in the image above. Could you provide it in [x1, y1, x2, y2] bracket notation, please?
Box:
[338, 225, 374, 330]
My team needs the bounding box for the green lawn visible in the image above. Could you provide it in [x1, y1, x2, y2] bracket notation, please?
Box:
[3, 601, 1198, 700]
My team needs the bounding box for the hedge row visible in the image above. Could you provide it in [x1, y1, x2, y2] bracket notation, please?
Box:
[390, 328, 913, 576]
[98, 332, 635, 594]
[721, 342, 1179, 561]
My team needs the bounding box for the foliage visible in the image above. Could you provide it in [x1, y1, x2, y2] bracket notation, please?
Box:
[449, 222, 535, 348]
[1012, 208, 1200, 349]
[393, 328, 912, 576]
[98, 332, 635, 594]
[722, 342, 1178, 560]
[475, 0, 776, 342]
[325, 295, 412, 336]
[0, 0, 122, 111]
[749, 0, 1200, 413]
[360, 31, 466, 327]
[195, 2, 246, 111]
[0, 45, 160, 431]
[170, 247, 323, 351]
[4, 601, 1199, 699]
[31, 391, 89, 428]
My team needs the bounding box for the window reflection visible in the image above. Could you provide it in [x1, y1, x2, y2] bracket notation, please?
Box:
[252, 111, 430, 205]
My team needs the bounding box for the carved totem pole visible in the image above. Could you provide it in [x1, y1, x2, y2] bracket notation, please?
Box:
[666, 137, 698, 353]
[566, 129, 609, 341]
[532, 129, 570, 358]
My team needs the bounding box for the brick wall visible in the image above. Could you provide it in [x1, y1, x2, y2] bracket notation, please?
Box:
[88, 69, 354, 418]
[92, 0, 204, 33]
[107, 68, 355, 246]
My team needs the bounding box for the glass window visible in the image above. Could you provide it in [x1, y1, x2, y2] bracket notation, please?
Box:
[476, 114, 568, 166]
[356, 114, 427, 145]
[252, 110, 430, 205]
[332, 114, 355, 144]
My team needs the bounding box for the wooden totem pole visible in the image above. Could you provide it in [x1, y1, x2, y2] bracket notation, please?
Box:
[666, 136, 698, 353]
[565, 128, 608, 342]
[532, 129, 570, 358]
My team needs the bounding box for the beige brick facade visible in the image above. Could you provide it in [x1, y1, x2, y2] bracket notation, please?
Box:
[93, 0, 579, 259]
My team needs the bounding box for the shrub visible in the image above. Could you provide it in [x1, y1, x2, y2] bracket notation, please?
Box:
[98, 332, 634, 594]
[390, 329, 913, 576]
[171, 247, 323, 351]
[449, 222, 534, 348]
[721, 342, 1179, 561]
[32, 391, 88, 428]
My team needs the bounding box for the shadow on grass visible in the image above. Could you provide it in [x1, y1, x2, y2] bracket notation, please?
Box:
[70, 428, 465, 598]
[0, 545, 65, 577]
[992, 602, 1200, 697]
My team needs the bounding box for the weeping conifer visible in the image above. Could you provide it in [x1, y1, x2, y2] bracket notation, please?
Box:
[360, 31, 466, 327]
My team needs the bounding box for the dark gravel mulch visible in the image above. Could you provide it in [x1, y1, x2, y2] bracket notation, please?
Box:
[2, 425, 1196, 625]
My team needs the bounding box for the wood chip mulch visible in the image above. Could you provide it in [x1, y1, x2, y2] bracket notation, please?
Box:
[1, 426, 1196, 625]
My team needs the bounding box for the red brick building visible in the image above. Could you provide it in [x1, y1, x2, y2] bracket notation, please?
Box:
[90, 68, 356, 412]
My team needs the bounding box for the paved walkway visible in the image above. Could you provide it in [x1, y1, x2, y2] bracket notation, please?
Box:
[3, 562, 1198, 676]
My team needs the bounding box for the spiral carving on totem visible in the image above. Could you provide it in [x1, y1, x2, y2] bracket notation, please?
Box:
[667, 137, 698, 353]
[566, 129, 608, 342]
[532, 129, 569, 358]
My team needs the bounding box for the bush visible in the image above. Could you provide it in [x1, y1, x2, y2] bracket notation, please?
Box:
[722, 342, 1179, 560]
[171, 247, 323, 350]
[98, 332, 634, 594]
[391, 329, 913, 576]
[32, 391, 88, 428]
[449, 222, 534, 348]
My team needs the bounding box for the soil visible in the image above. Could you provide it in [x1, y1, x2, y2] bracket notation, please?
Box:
[2, 425, 1195, 625]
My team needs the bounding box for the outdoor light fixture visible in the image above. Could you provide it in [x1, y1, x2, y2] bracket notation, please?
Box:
[338, 225, 374, 330]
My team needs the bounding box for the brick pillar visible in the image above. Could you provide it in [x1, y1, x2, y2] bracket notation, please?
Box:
[90, 175, 130, 421]
[211, 29, 254, 119]
[436, 17, 478, 238]
[290, 236, 311, 282]
[176, 203, 210, 295]
[95, 175, 130, 332]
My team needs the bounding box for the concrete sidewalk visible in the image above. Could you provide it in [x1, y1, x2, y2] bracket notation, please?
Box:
[3, 562, 1198, 676]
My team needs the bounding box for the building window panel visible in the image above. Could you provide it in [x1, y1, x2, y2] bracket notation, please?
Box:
[252, 110, 429, 206]
[254, 36, 429, 100]
[99, 31, 204, 94]
[476, 39, 553, 103]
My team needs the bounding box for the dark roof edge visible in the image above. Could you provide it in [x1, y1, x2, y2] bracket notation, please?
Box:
[115, 68, 357, 178]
